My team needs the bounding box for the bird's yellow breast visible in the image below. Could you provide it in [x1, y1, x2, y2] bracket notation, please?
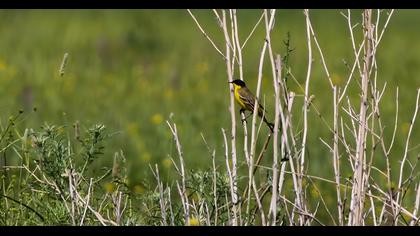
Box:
[233, 84, 246, 109]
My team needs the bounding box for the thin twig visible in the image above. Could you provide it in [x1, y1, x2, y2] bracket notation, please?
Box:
[187, 9, 226, 60]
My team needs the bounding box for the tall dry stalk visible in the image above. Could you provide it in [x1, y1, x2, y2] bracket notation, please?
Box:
[166, 121, 190, 225]
[348, 9, 373, 226]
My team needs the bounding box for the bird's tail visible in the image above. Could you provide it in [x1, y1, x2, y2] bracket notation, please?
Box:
[258, 107, 275, 132]
[263, 117, 275, 132]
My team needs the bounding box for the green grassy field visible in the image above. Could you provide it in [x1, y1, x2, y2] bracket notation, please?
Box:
[0, 9, 419, 225]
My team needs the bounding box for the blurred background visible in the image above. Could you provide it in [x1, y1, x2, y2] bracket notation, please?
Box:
[0, 9, 419, 193]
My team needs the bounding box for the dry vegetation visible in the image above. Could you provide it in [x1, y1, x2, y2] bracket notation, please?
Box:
[1, 9, 419, 226]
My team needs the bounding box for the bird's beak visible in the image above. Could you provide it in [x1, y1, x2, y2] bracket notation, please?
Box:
[228, 81, 233, 83]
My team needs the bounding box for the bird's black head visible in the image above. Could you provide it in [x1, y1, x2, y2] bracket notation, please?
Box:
[229, 79, 247, 87]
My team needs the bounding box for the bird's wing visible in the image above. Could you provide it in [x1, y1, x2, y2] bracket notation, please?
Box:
[238, 87, 256, 111]
[239, 87, 269, 116]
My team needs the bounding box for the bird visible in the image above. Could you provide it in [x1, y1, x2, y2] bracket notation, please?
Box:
[229, 79, 274, 132]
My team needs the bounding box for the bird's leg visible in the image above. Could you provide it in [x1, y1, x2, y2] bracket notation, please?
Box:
[240, 109, 252, 123]
[239, 109, 246, 122]
[280, 150, 290, 162]
[242, 112, 253, 123]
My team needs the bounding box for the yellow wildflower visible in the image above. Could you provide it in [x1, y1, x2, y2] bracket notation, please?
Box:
[126, 122, 139, 137]
[162, 158, 172, 169]
[196, 62, 208, 74]
[331, 73, 344, 86]
[141, 152, 151, 163]
[401, 122, 410, 135]
[150, 113, 163, 125]
[104, 182, 116, 193]
[164, 88, 174, 100]
[0, 59, 6, 71]
[133, 184, 145, 194]
[188, 217, 200, 226]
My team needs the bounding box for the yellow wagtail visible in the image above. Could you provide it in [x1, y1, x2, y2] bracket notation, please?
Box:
[229, 79, 274, 132]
